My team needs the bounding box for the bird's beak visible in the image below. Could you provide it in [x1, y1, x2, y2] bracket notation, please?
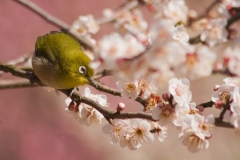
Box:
[87, 77, 98, 89]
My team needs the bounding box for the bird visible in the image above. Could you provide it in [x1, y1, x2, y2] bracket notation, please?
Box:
[32, 31, 95, 90]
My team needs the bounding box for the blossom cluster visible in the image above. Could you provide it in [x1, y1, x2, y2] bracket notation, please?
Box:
[153, 78, 215, 152]
[65, 77, 216, 152]
[63, 0, 240, 154]
[212, 77, 240, 132]
[103, 78, 214, 152]
[65, 88, 107, 126]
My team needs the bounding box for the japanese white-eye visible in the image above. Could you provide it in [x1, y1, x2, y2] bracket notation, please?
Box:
[32, 31, 94, 89]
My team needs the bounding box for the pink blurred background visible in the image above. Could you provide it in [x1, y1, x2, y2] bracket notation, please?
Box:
[0, 0, 240, 160]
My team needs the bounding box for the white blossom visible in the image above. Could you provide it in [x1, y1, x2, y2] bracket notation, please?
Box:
[172, 25, 189, 44]
[152, 102, 176, 126]
[230, 87, 240, 129]
[176, 45, 216, 79]
[158, 0, 188, 24]
[212, 84, 234, 103]
[94, 33, 146, 70]
[116, 80, 140, 99]
[191, 18, 209, 31]
[69, 14, 99, 44]
[174, 102, 201, 127]
[179, 113, 214, 152]
[151, 122, 168, 142]
[122, 119, 154, 149]
[224, 46, 240, 77]
[102, 119, 130, 144]
[109, 8, 148, 34]
[179, 128, 210, 153]
[221, 0, 240, 7]
[223, 77, 240, 87]
[200, 18, 228, 46]
[168, 78, 192, 105]
[197, 114, 215, 136]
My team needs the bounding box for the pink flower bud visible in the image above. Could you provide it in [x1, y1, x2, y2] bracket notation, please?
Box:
[197, 106, 204, 112]
[162, 93, 169, 100]
[215, 100, 223, 109]
[214, 85, 220, 91]
[68, 101, 78, 112]
[214, 62, 223, 70]
[205, 135, 212, 140]
[117, 102, 125, 112]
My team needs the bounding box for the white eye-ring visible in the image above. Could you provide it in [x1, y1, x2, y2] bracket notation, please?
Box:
[79, 66, 86, 74]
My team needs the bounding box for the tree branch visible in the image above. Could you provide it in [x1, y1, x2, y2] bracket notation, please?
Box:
[212, 68, 235, 76]
[0, 79, 36, 89]
[65, 90, 154, 121]
[93, 69, 113, 80]
[0, 53, 32, 76]
[226, 11, 240, 29]
[0, 62, 33, 80]
[188, 0, 219, 26]
[88, 80, 148, 106]
[197, 101, 214, 108]
[13, 0, 97, 52]
[96, 0, 139, 25]
[0, 62, 235, 128]
[215, 118, 234, 128]
[0, 63, 236, 128]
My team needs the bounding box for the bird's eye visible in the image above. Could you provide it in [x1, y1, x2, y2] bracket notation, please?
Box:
[79, 66, 86, 74]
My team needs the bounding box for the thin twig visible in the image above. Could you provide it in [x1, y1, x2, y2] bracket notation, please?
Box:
[0, 62, 33, 80]
[212, 68, 236, 76]
[226, 11, 240, 28]
[215, 118, 234, 128]
[65, 90, 154, 121]
[96, 0, 139, 25]
[197, 101, 214, 108]
[89, 80, 148, 106]
[0, 53, 32, 76]
[93, 69, 113, 80]
[0, 79, 36, 89]
[6, 53, 32, 66]
[189, 35, 201, 44]
[13, 0, 97, 52]
[218, 104, 228, 121]
[188, 0, 219, 26]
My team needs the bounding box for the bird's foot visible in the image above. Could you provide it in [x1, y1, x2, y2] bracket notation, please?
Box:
[29, 73, 44, 86]
[60, 87, 77, 97]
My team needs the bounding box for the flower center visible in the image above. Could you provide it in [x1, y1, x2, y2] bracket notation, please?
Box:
[220, 92, 229, 103]
[162, 108, 171, 117]
[136, 129, 143, 137]
[210, 27, 221, 38]
[200, 124, 208, 131]
[109, 47, 117, 55]
[146, 98, 157, 111]
[113, 126, 121, 133]
[189, 109, 196, 114]
[185, 53, 198, 69]
[125, 83, 136, 92]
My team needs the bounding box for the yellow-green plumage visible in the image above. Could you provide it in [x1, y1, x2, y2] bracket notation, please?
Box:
[32, 31, 94, 89]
